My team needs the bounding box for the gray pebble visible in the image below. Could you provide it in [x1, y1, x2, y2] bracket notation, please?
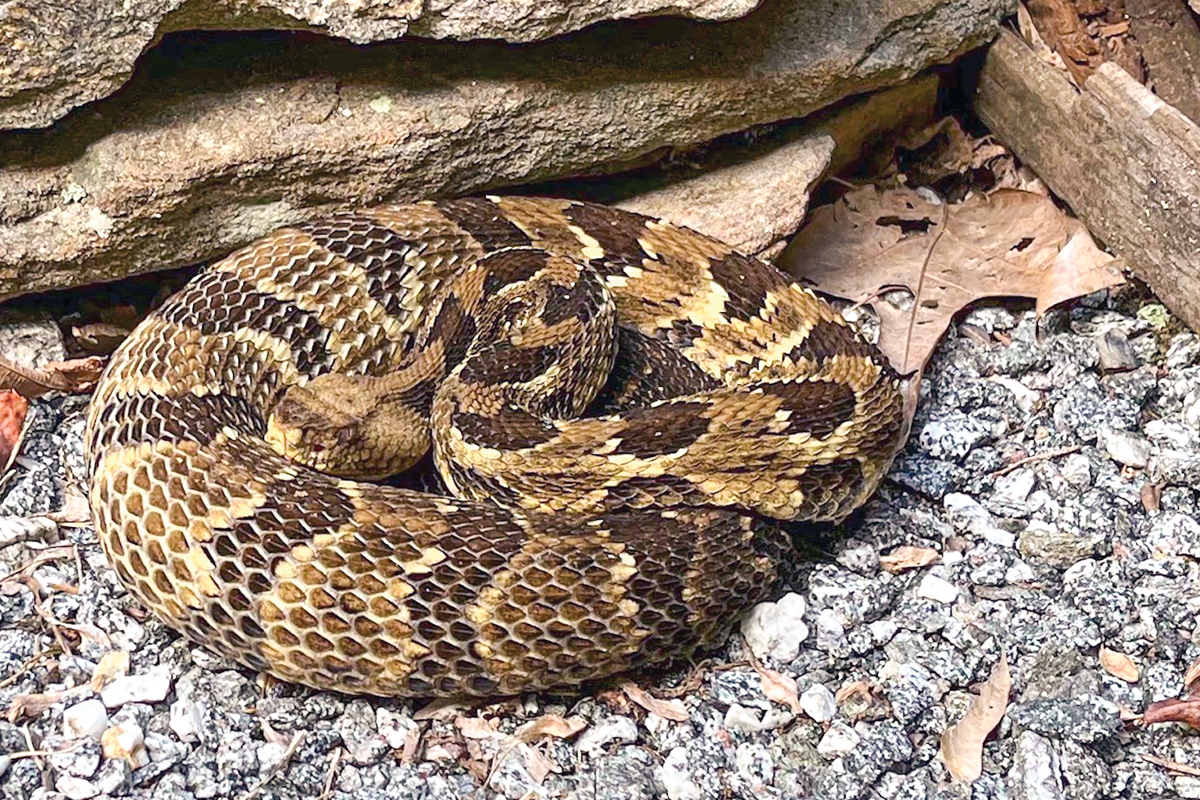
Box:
[1007, 695, 1121, 743]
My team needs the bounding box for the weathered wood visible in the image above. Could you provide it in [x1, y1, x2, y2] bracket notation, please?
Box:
[1126, 0, 1200, 126]
[975, 28, 1200, 332]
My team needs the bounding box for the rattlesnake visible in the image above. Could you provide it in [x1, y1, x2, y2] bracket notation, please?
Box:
[85, 197, 904, 697]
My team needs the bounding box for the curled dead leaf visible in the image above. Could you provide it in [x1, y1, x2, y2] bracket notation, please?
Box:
[1099, 647, 1139, 683]
[1142, 695, 1200, 731]
[514, 714, 587, 743]
[47, 491, 92, 526]
[0, 390, 29, 476]
[781, 187, 1124, 374]
[6, 688, 82, 723]
[941, 653, 1011, 783]
[413, 697, 470, 721]
[750, 664, 802, 713]
[879, 545, 940, 574]
[621, 682, 689, 722]
[1185, 656, 1200, 691]
[454, 716, 501, 740]
[72, 322, 130, 354]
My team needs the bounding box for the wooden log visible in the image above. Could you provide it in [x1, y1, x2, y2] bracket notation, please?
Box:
[1126, 0, 1200, 126]
[975, 29, 1200, 332]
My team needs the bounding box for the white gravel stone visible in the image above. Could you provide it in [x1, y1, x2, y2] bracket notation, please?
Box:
[168, 698, 204, 743]
[376, 707, 418, 750]
[984, 528, 1016, 548]
[1144, 418, 1197, 449]
[100, 667, 170, 708]
[733, 742, 774, 788]
[724, 704, 764, 732]
[990, 375, 1040, 412]
[1059, 453, 1092, 487]
[1176, 776, 1200, 799]
[1102, 428, 1151, 468]
[55, 776, 99, 800]
[1166, 332, 1200, 369]
[917, 574, 959, 604]
[740, 592, 808, 662]
[800, 684, 837, 723]
[868, 619, 898, 645]
[257, 741, 289, 775]
[721, 704, 795, 732]
[575, 716, 637, 755]
[919, 412, 1002, 460]
[816, 721, 861, 757]
[994, 468, 1036, 505]
[944, 492, 1009, 543]
[1006, 559, 1036, 583]
[814, 608, 846, 652]
[661, 746, 701, 800]
[62, 699, 109, 741]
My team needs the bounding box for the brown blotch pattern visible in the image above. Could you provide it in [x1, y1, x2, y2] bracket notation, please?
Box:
[86, 197, 903, 698]
[759, 379, 859, 438]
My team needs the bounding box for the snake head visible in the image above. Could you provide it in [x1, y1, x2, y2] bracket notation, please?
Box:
[265, 373, 428, 480]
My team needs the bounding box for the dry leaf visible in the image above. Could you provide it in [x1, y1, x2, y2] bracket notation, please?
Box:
[879, 545, 940, 574]
[0, 355, 71, 397]
[0, 391, 29, 476]
[941, 653, 1011, 783]
[1186, 656, 1200, 690]
[6, 688, 80, 722]
[523, 747, 556, 784]
[413, 697, 470, 721]
[1099, 647, 1140, 683]
[72, 323, 130, 354]
[835, 680, 872, 704]
[752, 664, 802, 713]
[47, 492, 92, 525]
[1141, 482, 1162, 514]
[621, 682, 689, 722]
[454, 716, 501, 740]
[90, 650, 130, 692]
[781, 187, 1124, 374]
[514, 714, 587, 743]
[1143, 697, 1200, 730]
[41, 357, 107, 393]
[399, 724, 422, 764]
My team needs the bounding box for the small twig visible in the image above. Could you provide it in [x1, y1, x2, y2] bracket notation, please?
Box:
[239, 731, 304, 800]
[318, 747, 343, 800]
[655, 659, 712, 700]
[8, 739, 87, 762]
[0, 649, 54, 690]
[1143, 753, 1200, 777]
[991, 444, 1082, 477]
[27, 578, 73, 660]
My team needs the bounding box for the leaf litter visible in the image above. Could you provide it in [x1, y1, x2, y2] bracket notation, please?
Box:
[780, 186, 1124, 376]
[941, 653, 1011, 783]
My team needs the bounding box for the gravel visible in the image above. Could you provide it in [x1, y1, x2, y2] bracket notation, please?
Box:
[3, 291, 1200, 799]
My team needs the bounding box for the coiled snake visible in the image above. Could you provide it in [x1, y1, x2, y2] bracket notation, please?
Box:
[85, 197, 904, 697]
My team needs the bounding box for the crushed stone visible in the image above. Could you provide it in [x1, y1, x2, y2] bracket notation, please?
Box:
[3, 293, 1200, 799]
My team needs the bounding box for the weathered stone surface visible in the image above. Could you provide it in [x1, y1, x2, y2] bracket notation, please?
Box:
[0, 0, 1012, 301]
[0, 0, 763, 130]
[618, 76, 938, 259]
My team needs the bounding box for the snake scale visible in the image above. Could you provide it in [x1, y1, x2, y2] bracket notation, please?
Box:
[85, 197, 904, 697]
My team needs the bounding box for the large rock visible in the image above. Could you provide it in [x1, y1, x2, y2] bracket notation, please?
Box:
[618, 76, 939, 260]
[0, 0, 1013, 301]
[1, 0, 763, 130]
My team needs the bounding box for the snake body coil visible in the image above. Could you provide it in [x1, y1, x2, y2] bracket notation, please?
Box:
[85, 197, 903, 697]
